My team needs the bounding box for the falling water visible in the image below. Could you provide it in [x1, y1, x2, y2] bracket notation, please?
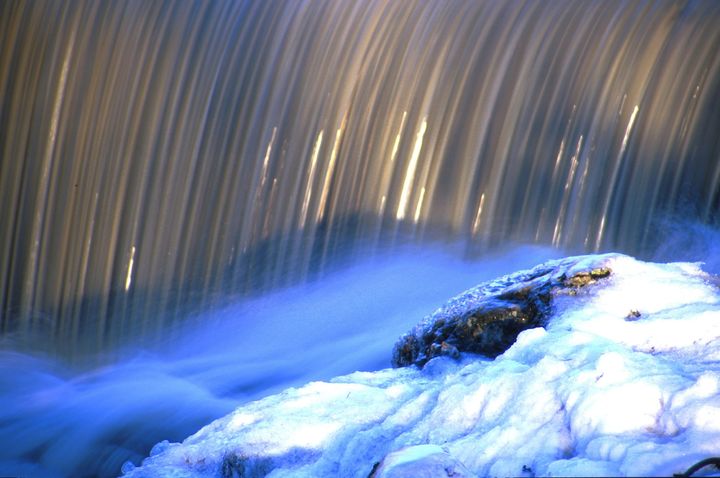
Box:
[1, 1, 720, 475]
[1, 0, 720, 352]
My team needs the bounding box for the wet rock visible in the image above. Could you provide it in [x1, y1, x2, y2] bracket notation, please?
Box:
[221, 453, 272, 478]
[625, 309, 642, 321]
[563, 268, 611, 287]
[368, 445, 475, 478]
[392, 255, 615, 368]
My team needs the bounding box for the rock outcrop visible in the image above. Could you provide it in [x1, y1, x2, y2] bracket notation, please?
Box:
[392, 255, 612, 367]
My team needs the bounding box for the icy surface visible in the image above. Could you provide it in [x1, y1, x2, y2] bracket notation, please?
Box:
[125, 254, 720, 478]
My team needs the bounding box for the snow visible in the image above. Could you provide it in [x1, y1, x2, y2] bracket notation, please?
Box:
[0, 245, 564, 477]
[124, 254, 720, 478]
[370, 444, 474, 477]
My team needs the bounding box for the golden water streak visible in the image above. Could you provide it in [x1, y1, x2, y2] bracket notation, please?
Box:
[397, 118, 428, 221]
[0, 0, 718, 353]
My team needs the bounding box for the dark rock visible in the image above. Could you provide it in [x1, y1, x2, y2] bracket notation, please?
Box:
[625, 309, 642, 321]
[391, 255, 615, 368]
[220, 447, 319, 478]
[563, 267, 611, 287]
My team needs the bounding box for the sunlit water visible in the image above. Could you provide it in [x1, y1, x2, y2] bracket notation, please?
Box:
[1, 0, 719, 349]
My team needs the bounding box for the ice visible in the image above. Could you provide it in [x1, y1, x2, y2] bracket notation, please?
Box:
[125, 254, 720, 477]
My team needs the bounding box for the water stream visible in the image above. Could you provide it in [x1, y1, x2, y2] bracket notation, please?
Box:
[1, 1, 719, 476]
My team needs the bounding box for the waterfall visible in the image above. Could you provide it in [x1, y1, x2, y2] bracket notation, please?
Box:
[1, 0, 719, 354]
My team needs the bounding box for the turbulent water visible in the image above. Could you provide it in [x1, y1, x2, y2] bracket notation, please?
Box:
[1, 0, 719, 476]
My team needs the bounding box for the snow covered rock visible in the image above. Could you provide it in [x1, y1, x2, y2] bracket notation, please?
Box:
[123, 254, 720, 478]
[392, 256, 611, 367]
[368, 445, 474, 477]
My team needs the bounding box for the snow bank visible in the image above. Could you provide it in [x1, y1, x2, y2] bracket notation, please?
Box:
[123, 254, 720, 477]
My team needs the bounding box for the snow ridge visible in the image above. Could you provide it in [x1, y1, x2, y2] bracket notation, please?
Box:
[124, 254, 720, 478]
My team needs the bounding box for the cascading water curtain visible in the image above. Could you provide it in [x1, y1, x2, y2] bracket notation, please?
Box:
[1, 0, 719, 354]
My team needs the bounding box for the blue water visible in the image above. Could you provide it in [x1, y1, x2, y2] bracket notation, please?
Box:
[0, 245, 563, 477]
